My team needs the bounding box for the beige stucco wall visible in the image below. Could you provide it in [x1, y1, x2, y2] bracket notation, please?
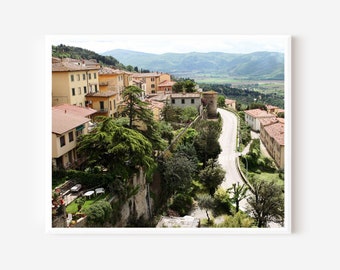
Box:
[52, 70, 99, 107]
[52, 122, 89, 159]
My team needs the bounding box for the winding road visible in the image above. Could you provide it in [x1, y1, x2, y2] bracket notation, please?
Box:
[217, 108, 248, 210]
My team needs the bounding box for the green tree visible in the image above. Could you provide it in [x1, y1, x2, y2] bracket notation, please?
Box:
[85, 200, 112, 227]
[216, 211, 255, 228]
[180, 106, 198, 123]
[158, 120, 174, 144]
[126, 65, 134, 72]
[77, 117, 155, 176]
[172, 79, 196, 93]
[198, 159, 225, 196]
[246, 180, 284, 227]
[163, 152, 196, 196]
[120, 85, 164, 150]
[196, 193, 215, 222]
[194, 120, 222, 167]
[227, 182, 249, 213]
[217, 95, 226, 108]
[120, 85, 151, 129]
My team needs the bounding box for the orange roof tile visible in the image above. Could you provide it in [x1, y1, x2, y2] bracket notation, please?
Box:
[245, 108, 274, 118]
[158, 80, 175, 87]
[52, 106, 93, 135]
[53, 104, 96, 117]
[264, 122, 285, 146]
[52, 61, 99, 72]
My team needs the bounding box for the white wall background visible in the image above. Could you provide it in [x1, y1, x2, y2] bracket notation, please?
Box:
[1, 1, 339, 269]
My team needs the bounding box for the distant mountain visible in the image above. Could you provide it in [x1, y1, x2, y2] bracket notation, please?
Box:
[102, 49, 284, 81]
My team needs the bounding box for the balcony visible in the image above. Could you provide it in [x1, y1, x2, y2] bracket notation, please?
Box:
[99, 81, 109, 86]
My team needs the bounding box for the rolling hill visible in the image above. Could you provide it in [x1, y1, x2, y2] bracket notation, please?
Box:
[102, 49, 284, 81]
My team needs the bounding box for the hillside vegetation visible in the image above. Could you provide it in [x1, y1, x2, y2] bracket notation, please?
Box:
[52, 44, 123, 68]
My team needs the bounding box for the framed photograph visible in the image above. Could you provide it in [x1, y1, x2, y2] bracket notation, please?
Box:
[46, 34, 291, 234]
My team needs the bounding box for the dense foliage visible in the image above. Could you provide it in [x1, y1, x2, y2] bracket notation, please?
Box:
[52, 44, 123, 68]
[200, 83, 284, 108]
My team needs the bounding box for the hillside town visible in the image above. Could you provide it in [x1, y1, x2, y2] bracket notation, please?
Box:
[51, 56, 285, 228]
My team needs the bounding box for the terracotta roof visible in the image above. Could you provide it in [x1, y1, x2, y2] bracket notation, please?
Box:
[52, 104, 96, 117]
[52, 61, 99, 72]
[244, 109, 274, 118]
[52, 107, 92, 135]
[264, 122, 285, 146]
[146, 100, 165, 110]
[259, 117, 279, 126]
[131, 72, 163, 78]
[266, 104, 279, 110]
[225, 99, 236, 105]
[85, 90, 117, 97]
[158, 80, 175, 87]
[98, 67, 124, 75]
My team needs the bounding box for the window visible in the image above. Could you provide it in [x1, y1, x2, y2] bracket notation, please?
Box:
[191, 99, 195, 104]
[72, 88, 75, 96]
[88, 73, 92, 80]
[60, 136, 65, 147]
[181, 99, 185, 104]
[68, 131, 74, 142]
[76, 129, 82, 137]
[94, 84, 98, 92]
[94, 73, 97, 79]
[84, 86, 87, 94]
[151, 77, 155, 82]
[100, 101, 104, 110]
[70, 74, 74, 81]
[114, 99, 116, 109]
[110, 101, 112, 110]
[83, 74, 86, 80]
[151, 84, 155, 88]
[172, 99, 175, 104]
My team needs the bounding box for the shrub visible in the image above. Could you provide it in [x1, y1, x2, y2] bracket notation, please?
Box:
[169, 193, 194, 216]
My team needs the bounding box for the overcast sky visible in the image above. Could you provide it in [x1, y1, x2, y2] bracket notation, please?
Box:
[48, 34, 289, 55]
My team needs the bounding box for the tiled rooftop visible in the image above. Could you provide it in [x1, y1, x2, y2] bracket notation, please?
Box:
[52, 61, 99, 72]
[244, 108, 274, 118]
[98, 66, 124, 75]
[264, 122, 285, 146]
[53, 104, 96, 117]
[52, 105, 94, 135]
[158, 80, 175, 87]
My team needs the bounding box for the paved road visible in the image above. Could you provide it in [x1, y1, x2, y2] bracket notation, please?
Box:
[217, 108, 248, 210]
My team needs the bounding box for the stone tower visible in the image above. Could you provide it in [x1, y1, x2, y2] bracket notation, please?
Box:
[202, 90, 218, 118]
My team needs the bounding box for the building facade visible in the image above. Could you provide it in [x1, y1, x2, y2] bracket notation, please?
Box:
[260, 118, 285, 170]
[169, 93, 202, 112]
[52, 58, 100, 107]
[244, 108, 275, 131]
[52, 104, 96, 170]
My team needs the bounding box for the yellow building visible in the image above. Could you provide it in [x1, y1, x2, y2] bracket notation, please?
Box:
[85, 91, 119, 118]
[259, 118, 285, 170]
[131, 72, 172, 95]
[98, 67, 126, 102]
[52, 104, 96, 170]
[52, 58, 100, 107]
